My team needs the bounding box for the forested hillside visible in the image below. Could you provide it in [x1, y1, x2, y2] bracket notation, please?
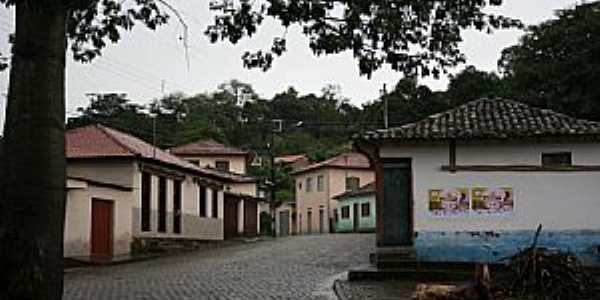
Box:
[68, 2, 600, 162]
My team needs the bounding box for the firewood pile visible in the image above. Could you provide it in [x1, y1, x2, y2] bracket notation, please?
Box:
[497, 225, 596, 300]
[499, 247, 595, 299]
[413, 225, 597, 300]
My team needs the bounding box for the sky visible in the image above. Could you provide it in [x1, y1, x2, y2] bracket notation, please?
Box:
[0, 0, 581, 132]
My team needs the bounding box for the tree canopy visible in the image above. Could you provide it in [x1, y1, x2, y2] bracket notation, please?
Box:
[499, 1, 600, 120]
[1, 0, 521, 77]
[207, 0, 522, 77]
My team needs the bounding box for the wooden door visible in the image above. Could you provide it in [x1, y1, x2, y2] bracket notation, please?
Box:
[91, 199, 113, 257]
[243, 200, 258, 237]
[173, 180, 182, 234]
[157, 177, 167, 233]
[224, 196, 239, 239]
[382, 159, 413, 246]
[318, 209, 324, 233]
[353, 203, 359, 232]
[307, 211, 312, 234]
[279, 211, 290, 237]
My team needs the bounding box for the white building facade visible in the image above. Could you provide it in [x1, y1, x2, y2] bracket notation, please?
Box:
[359, 99, 600, 265]
[64, 125, 228, 259]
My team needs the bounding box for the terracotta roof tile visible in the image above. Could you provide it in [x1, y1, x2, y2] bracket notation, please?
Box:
[333, 182, 375, 200]
[66, 125, 133, 158]
[170, 139, 248, 156]
[360, 98, 600, 141]
[66, 124, 256, 183]
[291, 152, 371, 175]
[275, 154, 307, 164]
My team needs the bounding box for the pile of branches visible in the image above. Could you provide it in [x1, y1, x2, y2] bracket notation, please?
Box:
[499, 225, 596, 300]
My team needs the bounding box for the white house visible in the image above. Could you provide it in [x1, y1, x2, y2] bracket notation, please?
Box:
[356, 98, 600, 266]
[64, 124, 244, 259]
[169, 139, 266, 238]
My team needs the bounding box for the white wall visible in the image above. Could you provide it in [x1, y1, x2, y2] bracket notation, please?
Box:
[380, 141, 600, 232]
[64, 180, 132, 257]
[131, 166, 224, 241]
[68, 161, 136, 187]
[226, 182, 257, 197]
[179, 154, 247, 174]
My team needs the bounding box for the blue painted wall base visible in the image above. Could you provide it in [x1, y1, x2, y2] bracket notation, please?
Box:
[414, 230, 600, 266]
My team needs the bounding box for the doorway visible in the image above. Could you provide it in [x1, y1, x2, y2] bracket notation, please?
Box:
[91, 199, 113, 257]
[319, 208, 324, 233]
[353, 203, 359, 232]
[307, 210, 312, 234]
[243, 200, 258, 237]
[279, 211, 290, 237]
[224, 196, 239, 239]
[382, 158, 413, 246]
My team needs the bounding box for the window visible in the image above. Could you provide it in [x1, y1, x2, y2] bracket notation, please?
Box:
[317, 175, 325, 191]
[173, 180, 182, 234]
[306, 177, 313, 193]
[346, 177, 360, 191]
[158, 177, 167, 233]
[215, 160, 230, 172]
[298, 182, 302, 191]
[542, 152, 572, 166]
[341, 206, 350, 219]
[141, 172, 151, 232]
[251, 156, 263, 167]
[199, 185, 207, 217]
[333, 209, 338, 222]
[212, 188, 219, 218]
[361, 202, 370, 217]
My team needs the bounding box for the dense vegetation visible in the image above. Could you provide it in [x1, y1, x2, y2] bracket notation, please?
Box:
[68, 1, 600, 160]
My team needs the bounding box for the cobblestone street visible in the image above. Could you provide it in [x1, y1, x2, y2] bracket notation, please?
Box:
[63, 234, 374, 300]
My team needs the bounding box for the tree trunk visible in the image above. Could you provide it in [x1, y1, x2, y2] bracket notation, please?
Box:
[0, 3, 67, 300]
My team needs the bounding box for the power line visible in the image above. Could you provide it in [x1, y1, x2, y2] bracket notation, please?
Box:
[98, 56, 193, 92]
[87, 62, 164, 94]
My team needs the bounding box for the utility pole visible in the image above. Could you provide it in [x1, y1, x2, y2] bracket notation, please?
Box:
[152, 116, 157, 158]
[269, 131, 276, 237]
[269, 119, 283, 237]
[382, 83, 389, 129]
[152, 80, 165, 159]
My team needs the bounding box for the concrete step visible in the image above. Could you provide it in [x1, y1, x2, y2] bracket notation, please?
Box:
[348, 266, 473, 282]
[376, 259, 508, 271]
[374, 252, 417, 261]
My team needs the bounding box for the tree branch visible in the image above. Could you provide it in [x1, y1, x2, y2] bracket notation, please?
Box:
[156, 0, 190, 70]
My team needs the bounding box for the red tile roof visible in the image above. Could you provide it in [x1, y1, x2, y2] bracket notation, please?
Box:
[360, 98, 600, 142]
[333, 182, 376, 200]
[66, 124, 257, 183]
[170, 139, 249, 156]
[291, 152, 371, 175]
[275, 154, 307, 164]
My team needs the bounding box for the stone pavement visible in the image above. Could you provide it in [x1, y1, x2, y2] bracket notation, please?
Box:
[334, 280, 422, 300]
[63, 233, 375, 300]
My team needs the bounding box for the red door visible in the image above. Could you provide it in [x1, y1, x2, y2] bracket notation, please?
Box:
[91, 199, 113, 257]
[243, 200, 258, 237]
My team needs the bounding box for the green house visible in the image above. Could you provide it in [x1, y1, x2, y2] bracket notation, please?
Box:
[333, 183, 376, 233]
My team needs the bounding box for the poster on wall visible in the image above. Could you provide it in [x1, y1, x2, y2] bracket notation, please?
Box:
[428, 188, 470, 217]
[471, 187, 514, 215]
